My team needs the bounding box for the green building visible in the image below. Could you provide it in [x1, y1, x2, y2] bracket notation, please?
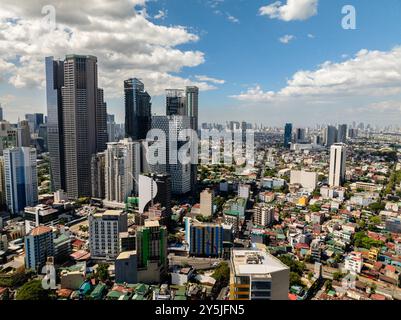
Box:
[136, 220, 167, 269]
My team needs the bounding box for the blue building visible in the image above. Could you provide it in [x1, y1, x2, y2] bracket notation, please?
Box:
[284, 123, 292, 149]
[4, 147, 38, 215]
[189, 222, 223, 258]
[25, 226, 54, 272]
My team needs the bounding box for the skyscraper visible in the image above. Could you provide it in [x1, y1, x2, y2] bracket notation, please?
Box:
[4, 147, 38, 215]
[185, 86, 199, 194]
[166, 89, 186, 116]
[105, 139, 141, 203]
[107, 114, 116, 143]
[284, 123, 292, 148]
[150, 115, 191, 195]
[337, 124, 348, 144]
[91, 152, 106, 199]
[185, 86, 199, 131]
[61, 55, 107, 199]
[125, 78, 152, 141]
[0, 104, 3, 121]
[45, 56, 65, 192]
[329, 143, 347, 187]
[17, 120, 31, 147]
[325, 125, 338, 148]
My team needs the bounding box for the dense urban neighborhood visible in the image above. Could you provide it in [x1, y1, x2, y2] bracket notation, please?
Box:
[1, 91, 401, 301]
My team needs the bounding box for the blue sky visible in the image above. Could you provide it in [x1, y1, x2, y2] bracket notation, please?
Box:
[1, 0, 401, 126]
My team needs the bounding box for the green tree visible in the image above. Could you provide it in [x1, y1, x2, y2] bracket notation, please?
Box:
[96, 264, 109, 282]
[16, 280, 50, 300]
[212, 262, 230, 285]
[333, 272, 344, 281]
[290, 272, 303, 287]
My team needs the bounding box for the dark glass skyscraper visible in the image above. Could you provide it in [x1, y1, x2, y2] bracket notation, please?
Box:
[284, 123, 292, 148]
[46, 55, 107, 199]
[61, 55, 108, 199]
[166, 89, 186, 116]
[125, 78, 152, 141]
[45, 57, 65, 192]
[185, 86, 199, 131]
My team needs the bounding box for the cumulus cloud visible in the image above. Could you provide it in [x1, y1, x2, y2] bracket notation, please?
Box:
[259, 0, 318, 21]
[231, 47, 401, 102]
[0, 0, 221, 98]
[279, 34, 295, 44]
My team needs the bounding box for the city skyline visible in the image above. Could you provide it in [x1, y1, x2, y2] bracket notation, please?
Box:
[1, 1, 401, 126]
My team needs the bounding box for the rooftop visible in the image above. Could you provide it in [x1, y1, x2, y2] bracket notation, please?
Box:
[30, 226, 53, 236]
[231, 249, 289, 276]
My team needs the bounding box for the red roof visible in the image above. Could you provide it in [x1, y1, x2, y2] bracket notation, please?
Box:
[57, 288, 73, 298]
[31, 226, 52, 236]
[288, 293, 298, 301]
[295, 243, 310, 250]
[385, 265, 396, 273]
[370, 293, 386, 301]
[72, 239, 84, 247]
[70, 250, 91, 261]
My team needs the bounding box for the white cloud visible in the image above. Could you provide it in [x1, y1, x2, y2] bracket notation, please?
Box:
[307, 33, 315, 38]
[231, 47, 401, 102]
[259, 0, 318, 21]
[154, 9, 167, 20]
[226, 13, 239, 23]
[0, 0, 218, 98]
[279, 34, 295, 44]
[195, 75, 225, 84]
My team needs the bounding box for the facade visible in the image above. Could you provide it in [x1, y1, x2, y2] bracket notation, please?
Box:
[329, 143, 347, 187]
[188, 222, 223, 258]
[107, 114, 116, 143]
[105, 139, 141, 203]
[166, 89, 186, 116]
[253, 204, 274, 227]
[200, 188, 214, 217]
[344, 251, 363, 274]
[115, 251, 138, 284]
[325, 125, 338, 147]
[124, 78, 152, 141]
[0, 157, 5, 207]
[136, 220, 167, 272]
[230, 249, 290, 300]
[284, 123, 292, 149]
[185, 86, 199, 131]
[24, 204, 60, 233]
[17, 120, 31, 147]
[45, 56, 66, 192]
[337, 124, 348, 143]
[88, 210, 128, 260]
[238, 184, 251, 199]
[4, 147, 38, 215]
[150, 116, 192, 194]
[290, 170, 318, 192]
[24, 226, 54, 272]
[61, 55, 107, 199]
[91, 152, 106, 199]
